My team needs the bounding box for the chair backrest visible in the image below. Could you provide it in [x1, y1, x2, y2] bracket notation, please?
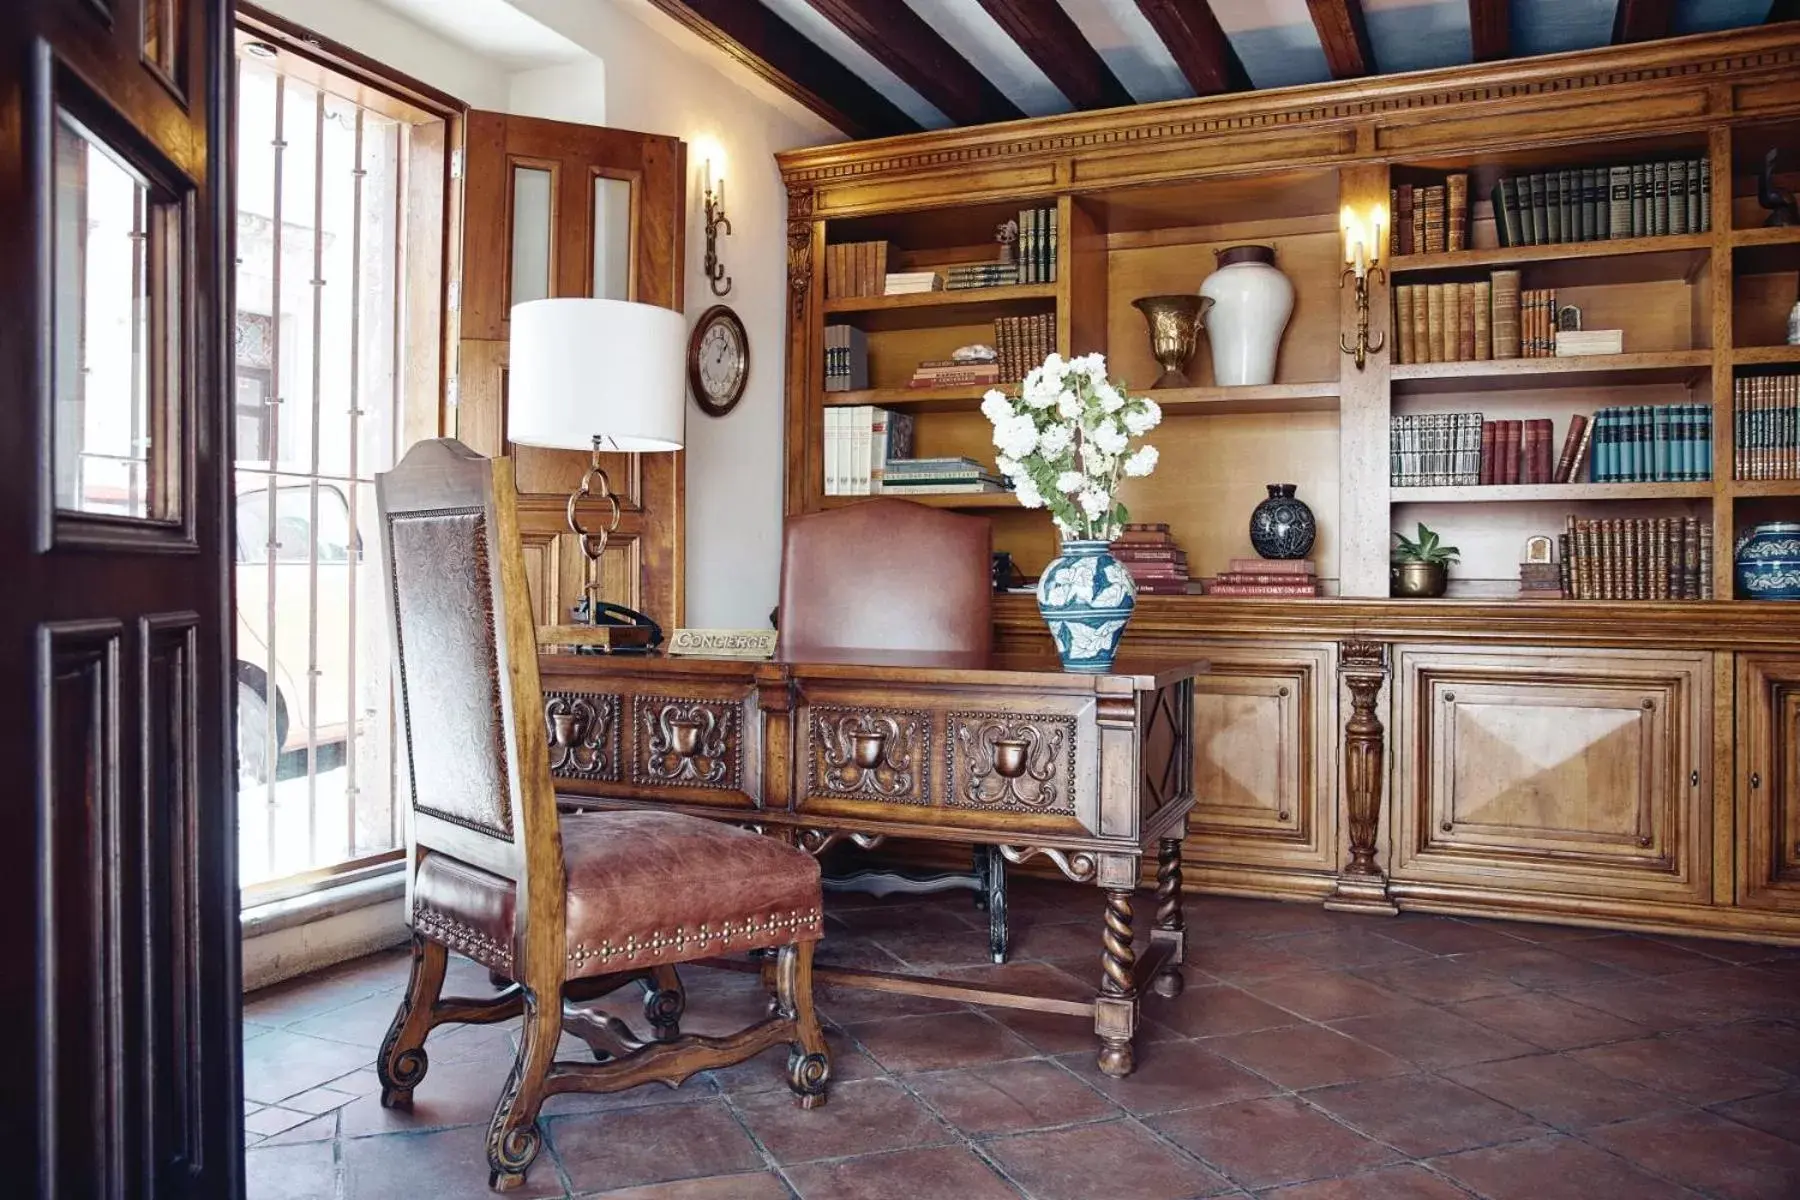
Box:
[375, 439, 564, 966]
[778, 498, 993, 656]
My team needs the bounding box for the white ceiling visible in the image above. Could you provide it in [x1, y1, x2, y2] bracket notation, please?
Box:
[367, 0, 588, 69]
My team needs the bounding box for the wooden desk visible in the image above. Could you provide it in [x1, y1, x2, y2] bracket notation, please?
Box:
[535, 646, 1203, 1076]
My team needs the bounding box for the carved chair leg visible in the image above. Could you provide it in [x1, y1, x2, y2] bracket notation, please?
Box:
[1095, 887, 1139, 1079]
[1150, 836, 1186, 998]
[641, 964, 685, 1042]
[775, 940, 830, 1109]
[486, 984, 562, 1192]
[377, 933, 448, 1109]
[986, 844, 1009, 964]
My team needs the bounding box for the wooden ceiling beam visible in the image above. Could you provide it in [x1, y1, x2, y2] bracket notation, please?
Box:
[975, 0, 1135, 111]
[1132, 0, 1253, 96]
[1467, 0, 1511, 62]
[800, 0, 1024, 127]
[1305, 0, 1375, 78]
[1612, 0, 1675, 44]
[643, 0, 920, 140]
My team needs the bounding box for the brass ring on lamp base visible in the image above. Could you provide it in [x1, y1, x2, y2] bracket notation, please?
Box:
[568, 437, 624, 604]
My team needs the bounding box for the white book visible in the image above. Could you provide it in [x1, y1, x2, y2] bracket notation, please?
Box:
[869, 407, 890, 491]
[1554, 329, 1624, 357]
[854, 405, 874, 494]
[825, 408, 841, 495]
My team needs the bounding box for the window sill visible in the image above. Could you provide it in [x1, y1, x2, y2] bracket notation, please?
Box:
[241, 863, 410, 991]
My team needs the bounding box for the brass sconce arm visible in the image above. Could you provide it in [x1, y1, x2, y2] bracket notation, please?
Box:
[704, 185, 732, 297]
[1338, 264, 1386, 370]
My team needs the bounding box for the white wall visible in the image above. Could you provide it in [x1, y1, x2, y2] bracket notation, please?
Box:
[253, 0, 512, 109]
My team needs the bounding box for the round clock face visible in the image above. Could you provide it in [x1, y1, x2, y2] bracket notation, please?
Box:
[689, 305, 749, 417]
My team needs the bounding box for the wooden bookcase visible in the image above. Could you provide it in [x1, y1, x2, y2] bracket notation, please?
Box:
[777, 26, 1800, 942]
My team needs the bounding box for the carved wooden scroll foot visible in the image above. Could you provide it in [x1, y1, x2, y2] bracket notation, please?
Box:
[1327, 641, 1399, 916]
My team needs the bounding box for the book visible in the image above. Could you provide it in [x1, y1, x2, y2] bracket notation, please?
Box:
[883, 271, 942, 294]
[1554, 329, 1624, 356]
[1396, 286, 1416, 364]
[1480, 421, 1497, 485]
[1447, 173, 1469, 251]
[1205, 584, 1322, 597]
[1553, 414, 1590, 483]
[1395, 184, 1415, 255]
[1457, 282, 1478, 361]
[1473, 280, 1492, 360]
[1491, 269, 1522, 358]
[1608, 165, 1632, 239]
[1426, 284, 1446, 364]
[1228, 558, 1314, 575]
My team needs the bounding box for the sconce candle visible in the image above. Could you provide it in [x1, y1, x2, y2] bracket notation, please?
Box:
[703, 157, 732, 297]
[1337, 204, 1387, 369]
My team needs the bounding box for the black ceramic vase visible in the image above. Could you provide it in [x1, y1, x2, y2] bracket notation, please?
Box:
[1249, 484, 1316, 559]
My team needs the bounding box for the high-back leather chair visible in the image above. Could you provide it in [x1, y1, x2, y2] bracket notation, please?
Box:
[777, 498, 1012, 961]
[373, 439, 829, 1192]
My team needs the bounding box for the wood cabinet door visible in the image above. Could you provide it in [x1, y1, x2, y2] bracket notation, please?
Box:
[1185, 642, 1338, 881]
[1738, 654, 1800, 911]
[1393, 646, 1711, 903]
[455, 111, 686, 628]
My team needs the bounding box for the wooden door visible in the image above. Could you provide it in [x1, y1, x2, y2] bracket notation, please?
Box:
[1, 1, 241, 1195]
[1737, 654, 1800, 911]
[1392, 645, 1711, 904]
[455, 111, 686, 629]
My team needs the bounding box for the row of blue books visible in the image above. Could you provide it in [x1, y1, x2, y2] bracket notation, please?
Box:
[1589, 404, 1713, 484]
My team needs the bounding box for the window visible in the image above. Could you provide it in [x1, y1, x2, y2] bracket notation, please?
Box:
[233, 36, 447, 893]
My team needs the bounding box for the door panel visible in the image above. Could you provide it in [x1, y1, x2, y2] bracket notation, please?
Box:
[5, 1, 239, 1195]
[1393, 646, 1710, 903]
[1737, 654, 1800, 911]
[456, 111, 684, 629]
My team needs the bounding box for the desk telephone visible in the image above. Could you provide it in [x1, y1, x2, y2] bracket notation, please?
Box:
[571, 596, 663, 654]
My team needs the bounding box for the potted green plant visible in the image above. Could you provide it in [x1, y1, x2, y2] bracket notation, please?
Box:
[1391, 522, 1459, 598]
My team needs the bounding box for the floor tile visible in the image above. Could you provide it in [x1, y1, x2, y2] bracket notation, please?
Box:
[243, 1105, 319, 1139]
[1665, 966, 1800, 1021]
[706, 1027, 883, 1095]
[1587, 1109, 1800, 1200]
[1714, 1089, 1800, 1146]
[1189, 897, 1345, 938]
[814, 980, 964, 1024]
[1454, 946, 1628, 991]
[550, 1099, 763, 1193]
[783, 1144, 1020, 1200]
[1351, 956, 1524, 1005]
[1569, 934, 1720, 977]
[1670, 1019, 1800, 1077]
[1255, 1163, 1471, 1199]
[1240, 970, 1420, 1023]
[730, 1077, 951, 1165]
[280, 1084, 361, 1116]
[1573, 1035, 1792, 1106]
[1552, 977, 1749, 1032]
[1306, 1074, 1548, 1158]
[1330, 1006, 1535, 1070]
[983, 1118, 1235, 1200]
[254, 1112, 338, 1147]
[1451, 991, 1644, 1050]
[1376, 917, 1530, 957]
[242, 1029, 378, 1106]
[1462, 919, 1610, 946]
[1428, 1133, 1703, 1199]
[830, 902, 979, 938]
[288, 991, 415, 1050]
[580, 1173, 793, 1199]
[245, 1141, 340, 1200]
[1444, 1052, 1679, 1130]
[1278, 930, 1429, 971]
[341, 1124, 566, 1199]
[990, 1003, 1182, 1057]
[842, 1010, 1036, 1074]
[1185, 940, 1317, 984]
[1058, 1038, 1278, 1115]
[1204, 1023, 1412, 1091]
[909, 1058, 1119, 1135]
[1152, 984, 1304, 1039]
[1148, 1094, 1400, 1189]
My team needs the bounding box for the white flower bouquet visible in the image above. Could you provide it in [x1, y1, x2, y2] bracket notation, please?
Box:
[980, 352, 1161, 542]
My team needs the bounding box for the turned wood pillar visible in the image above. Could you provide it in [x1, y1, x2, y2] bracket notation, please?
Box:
[1327, 640, 1398, 914]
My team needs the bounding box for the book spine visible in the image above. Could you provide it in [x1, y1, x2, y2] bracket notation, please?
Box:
[1480, 420, 1496, 486]
[1631, 163, 1647, 237]
[1458, 282, 1477, 361]
[1698, 157, 1712, 232]
[1652, 161, 1670, 236]
[1491, 269, 1521, 359]
[1396, 184, 1415, 256]
[1553, 414, 1590, 483]
[1396, 286, 1415, 365]
[1442, 283, 1461, 362]
[1448, 173, 1469, 252]
[1426, 284, 1446, 364]
[1608, 165, 1632, 240]
[1669, 160, 1690, 235]
[1546, 171, 1563, 243]
[1473, 280, 1492, 360]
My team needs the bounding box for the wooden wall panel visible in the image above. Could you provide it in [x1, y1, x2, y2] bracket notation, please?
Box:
[1737, 654, 1800, 911]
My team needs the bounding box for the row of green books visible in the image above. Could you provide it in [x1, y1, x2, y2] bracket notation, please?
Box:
[1491, 157, 1709, 248]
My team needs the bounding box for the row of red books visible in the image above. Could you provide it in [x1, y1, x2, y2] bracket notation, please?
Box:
[1111, 523, 1190, 594]
[1482, 415, 1592, 485]
[1205, 559, 1320, 597]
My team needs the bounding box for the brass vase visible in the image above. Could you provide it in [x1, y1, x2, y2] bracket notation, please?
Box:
[1132, 294, 1212, 389]
[1391, 561, 1448, 598]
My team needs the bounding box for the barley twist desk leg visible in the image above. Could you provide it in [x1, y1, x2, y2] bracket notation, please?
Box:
[1095, 885, 1138, 1077]
[1150, 834, 1186, 998]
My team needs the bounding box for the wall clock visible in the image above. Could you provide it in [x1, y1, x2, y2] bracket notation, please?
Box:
[688, 304, 749, 417]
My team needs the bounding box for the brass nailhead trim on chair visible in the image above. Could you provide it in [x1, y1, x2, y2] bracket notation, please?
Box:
[567, 908, 822, 970]
[414, 903, 515, 974]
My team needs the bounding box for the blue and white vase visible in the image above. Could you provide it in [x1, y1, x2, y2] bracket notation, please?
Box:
[1736, 522, 1800, 601]
[1037, 540, 1137, 673]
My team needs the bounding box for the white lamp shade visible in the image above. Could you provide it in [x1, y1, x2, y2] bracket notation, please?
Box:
[507, 298, 687, 452]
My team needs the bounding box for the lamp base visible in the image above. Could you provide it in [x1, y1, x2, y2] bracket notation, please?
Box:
[537, 624, 659, 653]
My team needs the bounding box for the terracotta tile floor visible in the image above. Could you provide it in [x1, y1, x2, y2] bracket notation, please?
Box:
[244, 881, 1800, 1199]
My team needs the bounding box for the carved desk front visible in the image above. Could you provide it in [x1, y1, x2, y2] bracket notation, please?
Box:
[536, 646, 1203, 1077]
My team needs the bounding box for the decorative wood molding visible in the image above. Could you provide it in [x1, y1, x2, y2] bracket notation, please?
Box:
[1306, 0, 1375, 79]
[1467, 0, 1511, 62]
[1329, 640, 1398, 915]
[786, 184, 814, 320]
[947, 711, 1077, 813]
[808, 707, 930, 803]
[1132, 0, 1253, 97]
[632, 695, 742, 790]
[799, 0, 1024, 126]
[642, 0, 919, 140]
[974, 0, 1135, 111]
[998, 844, 1097, 883]
[544, 691, 622, 781]
[1613, 0, 1674, 44]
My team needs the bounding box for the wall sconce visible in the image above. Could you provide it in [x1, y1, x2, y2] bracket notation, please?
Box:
[703, 157, 732, 297]
[1338, 204, 1386, 369]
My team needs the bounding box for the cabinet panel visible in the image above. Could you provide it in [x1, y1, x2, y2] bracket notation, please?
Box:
[1394, 646, 1710, 902]
[1186, 642, 1337, 873]
[1738, 655, 1800, 911]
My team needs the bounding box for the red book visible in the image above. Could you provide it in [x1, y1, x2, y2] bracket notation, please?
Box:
[1502, 421, 1521, 485]
[1206, 584, 1322, 596]
[1228, 558, 1315, 575]
[1552, 415, 1589, 483]
[1521, 420, 1540, 484]
[1215, 572, 1324, 584]
[1479, 421, 1497, 486]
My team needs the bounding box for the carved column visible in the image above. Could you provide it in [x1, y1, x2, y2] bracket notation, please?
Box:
[1327, 640, 1399, 914]
[785, 185, 819, 517]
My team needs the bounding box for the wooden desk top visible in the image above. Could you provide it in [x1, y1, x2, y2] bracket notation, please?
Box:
[538, 645, 1206, 692]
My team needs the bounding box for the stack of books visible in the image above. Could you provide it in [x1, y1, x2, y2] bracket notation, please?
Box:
[995, 313, 1055, 382]
[879, 457, 1010, 496]
[1205, 559, 1321, 597]
[1734, 373, 1800, 480]
[883, 271, 942, 295]
[1478, 418, 1559, 485]
[1391, 412, 1484, 486]
[822, 325, 869, 392]
[1015, 206, 1058, 283]
[823, 406, 914, 496]
[1519, 561, 1564, 599]
[1109, 524, 1189, 595]
[1561, 515, 1712, 600]
[1392, 272, 1623, 364]
[945, 262, 1020, 291]
[1391, 174, 1469, 255]
[1521, 288, 1559, 357]
[826, 241, 888, 299]
[909, 355, 1000, 389]
[1590, 404, 1714, 482]
[1489, 157, 1709, 248]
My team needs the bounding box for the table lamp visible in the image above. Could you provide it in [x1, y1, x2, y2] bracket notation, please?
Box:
[508, 297, 686, 648]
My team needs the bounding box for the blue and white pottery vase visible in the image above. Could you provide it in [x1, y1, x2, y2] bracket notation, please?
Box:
[1736, 521, 1800, 601]
[1036, 540, 1137, 673]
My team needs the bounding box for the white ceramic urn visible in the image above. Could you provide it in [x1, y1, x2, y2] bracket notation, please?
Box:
[1199, 244, 1294, 387]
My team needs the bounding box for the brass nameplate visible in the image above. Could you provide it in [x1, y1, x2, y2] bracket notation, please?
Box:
[668, 628, 779, 659]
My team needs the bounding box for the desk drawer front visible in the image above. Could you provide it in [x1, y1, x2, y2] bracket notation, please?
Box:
[542, 683, 760, 808]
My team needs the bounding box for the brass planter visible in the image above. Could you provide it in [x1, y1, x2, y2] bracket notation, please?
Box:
[1391, 560, 1448, 598]
[1131, 294, 1212, 389]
